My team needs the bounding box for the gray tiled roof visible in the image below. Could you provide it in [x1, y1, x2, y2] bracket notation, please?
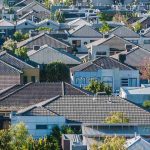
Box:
[0, 60, 22, 75]
[18, 95, 150, 125]
[17, 33, 71, 49]
[0, 82, 90, 111]
[28, 45, 81, 65]
[68, 25, 103, 38]
[111, 46, 150, 68]
[70, 57, 133, 73]
[86, 35, 136, 51]
[0, 51, 34, 70]
[109, 26, 140, 38]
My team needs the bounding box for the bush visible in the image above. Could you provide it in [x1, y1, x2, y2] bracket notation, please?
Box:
[143, 100, 150, 109]
[42, 62, 70, 82]
[105, 112, 129, 124]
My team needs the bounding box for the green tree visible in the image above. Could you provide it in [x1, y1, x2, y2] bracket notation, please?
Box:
[105, 85, 112, 96]
[98, 12, 113, 21]
[37, 27, 52, 32]
[99, 21, 111, 34]
[105, 112, 129, 124]
[143, 100, 150, 109]
[85, 80, 112, 95]
[13, 31, 29, 42]
[44, 0, 51, 9]
[55, 10, 65, 23]
[2, 38, 16, 52]
[45, 62, 70, 82]
[61, 126, 74, 134]
[15, 47, 28, 60]
[9, 122, 29, 150]
[100, 136, 126, 150]
[133, 21, 142, 32]
[0, 130, 12, 150]
[64, 0, 73, 6]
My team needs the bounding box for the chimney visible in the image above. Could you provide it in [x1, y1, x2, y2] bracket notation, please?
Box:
[119, 54, 126, 63]
[125, 44, 132, 52]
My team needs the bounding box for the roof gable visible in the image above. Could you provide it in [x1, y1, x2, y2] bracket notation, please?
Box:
[70, 57, 133, 73]
[0, 60, 22, 75]
[69, 25, 103, 38]
[0, 51, 35, 70]
[28, 45, 81, 65]
[17, 33, 70, 49]
[68, 18, 91, 27]
[86, 35, 136, 51]
[0, 19, 14, 27]
[110, 26, 140, 38]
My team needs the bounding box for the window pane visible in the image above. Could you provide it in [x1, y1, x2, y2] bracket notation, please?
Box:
[36, 125, 48, 129]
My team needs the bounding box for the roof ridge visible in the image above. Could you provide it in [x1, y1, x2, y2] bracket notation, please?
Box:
[0, 82, 33, 101]
[6, 52, 35, 68]
[0, 60, 23, 73]
[16, 95, 61, 115]
[109, 57, 134, 70]
[64, 82, 90, 95]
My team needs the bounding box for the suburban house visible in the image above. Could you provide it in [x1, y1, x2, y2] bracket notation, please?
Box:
[18, 10, 50, 22]
[67, 25, 103, 53]
[67, 18, 92, 29]
[37, 19, 60, 31]
[17, 33, 72, 52]
[70, 57, 139, 92]
[86, 35, 137, 57]
[125, 136, 150, 150]
[132, 16, 150, 29]
[109, 25, 140, 45]
[16, 1, 50, 18]
[0, 19, 15, 37]
[28, 45, 81, 66]
[16, 19, 36, 32]
[10, 95, 150, 139]
[120, 84, 150, 105]
[0, 82, 90, 129]
[0, 51, 39, 89]
[111, 46, 150, 69]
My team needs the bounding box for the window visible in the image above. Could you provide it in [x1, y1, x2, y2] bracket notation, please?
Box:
[121, 78, 128, 86]
[36, 125, 48, 130]
[23, 76, 27, 84]
[33, 45, 40, 50]
[31, 76, 35, 83]
[25, 22, 28, 25]
[82, 77, 86, 84]
[75, 77, 80, 84]
[90, 40, 95, 43]
[129, 40, 138, 44]
[102, 76, 113, 87]
[96, 52, 107, 58]
[129, 78, 137, 87]
[72, 40, 81, 48]
[144, 40, 150, 44]
[84, 42, 87, 45]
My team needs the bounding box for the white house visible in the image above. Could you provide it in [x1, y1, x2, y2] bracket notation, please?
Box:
[120, 85, 150, 105]
[67, 25, 103, 53]
[70, 57, 139, 92]
[16, 19, 36, 32]
[37, 19, 60, 31]
[11, 96, 66, 139]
